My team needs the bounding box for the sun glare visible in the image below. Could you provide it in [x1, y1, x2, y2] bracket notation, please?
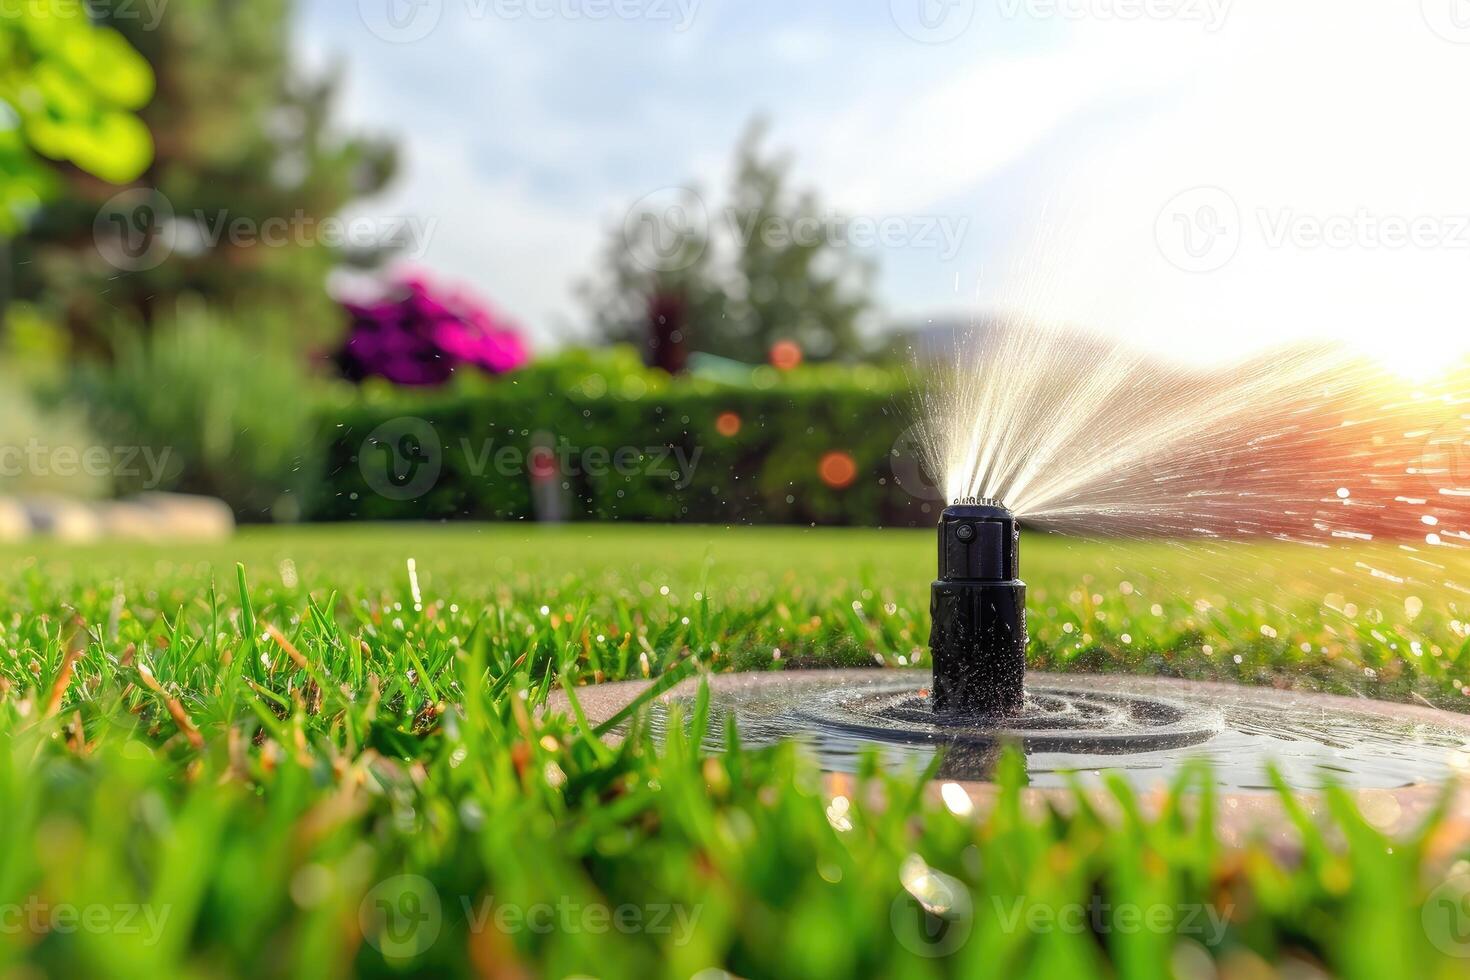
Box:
[1370, 343, 1457, 384]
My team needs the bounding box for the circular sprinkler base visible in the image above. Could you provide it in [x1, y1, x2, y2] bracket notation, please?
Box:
[795, 681, 1220, 755]
[552, 670, 1470, 796]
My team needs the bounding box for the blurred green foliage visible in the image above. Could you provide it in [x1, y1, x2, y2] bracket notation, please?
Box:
[0, 3, 154, 233]
[59, 336, 922, 527]
[311, 346, 926, 526]
[0, 376, 109, 499]
[71, 300, 321, 519]
[0, 306, 111, 500]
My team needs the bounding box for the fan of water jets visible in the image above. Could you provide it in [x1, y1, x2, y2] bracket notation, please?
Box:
[915, 321, 1470, 547]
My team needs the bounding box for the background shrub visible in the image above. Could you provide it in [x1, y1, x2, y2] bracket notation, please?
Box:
[0, 376, 111, 499]
[310, 347, 936, 526]
[73, 301, 321, 520]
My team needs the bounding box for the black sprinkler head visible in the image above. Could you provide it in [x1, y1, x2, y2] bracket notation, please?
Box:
[930, 500, 1027, 715]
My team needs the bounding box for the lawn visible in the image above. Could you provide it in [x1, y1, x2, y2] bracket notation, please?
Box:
[1, 525, 1468, 977]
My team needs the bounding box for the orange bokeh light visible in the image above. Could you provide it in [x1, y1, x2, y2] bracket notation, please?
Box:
[716, 412, 742, 437]
[770, 340, 803, 371]
[819, 451, 858, 490]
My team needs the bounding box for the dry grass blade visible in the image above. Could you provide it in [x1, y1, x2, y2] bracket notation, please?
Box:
[135, 660, 206, 749]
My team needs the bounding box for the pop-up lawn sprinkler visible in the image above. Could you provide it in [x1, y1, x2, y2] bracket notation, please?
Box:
[930, 501, 1027, 716]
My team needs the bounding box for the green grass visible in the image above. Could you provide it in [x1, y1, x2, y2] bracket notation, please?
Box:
[1, 525, 1469, 978]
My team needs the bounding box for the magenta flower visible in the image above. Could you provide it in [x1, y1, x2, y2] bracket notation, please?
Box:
[337, 274, 529, 386]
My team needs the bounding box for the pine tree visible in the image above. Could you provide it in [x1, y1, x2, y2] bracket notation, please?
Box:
[583, 120, 874, 368]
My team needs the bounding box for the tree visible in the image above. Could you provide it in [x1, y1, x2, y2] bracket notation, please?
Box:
[579, 185, 725, 373]
[0, 5, 154, 233]
[1, 3, 155, 326]
[7, 0, 397, 353]
[582, 121, 875, 369]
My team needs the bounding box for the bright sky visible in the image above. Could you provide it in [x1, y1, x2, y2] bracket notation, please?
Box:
[301, 1, 1470, 375]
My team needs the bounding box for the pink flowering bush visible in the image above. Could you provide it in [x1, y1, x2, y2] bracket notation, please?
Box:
[337, 275, 529, 386]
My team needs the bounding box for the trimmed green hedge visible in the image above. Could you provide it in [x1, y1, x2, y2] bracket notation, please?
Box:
[309, 349, 938, 526]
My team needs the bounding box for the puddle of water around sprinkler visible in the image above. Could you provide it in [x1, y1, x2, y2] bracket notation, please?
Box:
[620, 671, 1470, 792]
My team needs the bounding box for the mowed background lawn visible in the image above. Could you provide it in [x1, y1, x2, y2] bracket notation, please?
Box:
[5, 525, 1467, 703]
[2, 526, 1469, 978]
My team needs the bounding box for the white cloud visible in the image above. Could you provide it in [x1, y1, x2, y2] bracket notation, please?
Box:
[975, 3, 1470, 375]
[787, 25, 1198, 215]
[302, 1, 1470, 377]
[342, 127, 604, 347]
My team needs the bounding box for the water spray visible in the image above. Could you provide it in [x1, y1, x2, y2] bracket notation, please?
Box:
[556, 326, 1470, 790]
[930, 500, 1027, 715]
